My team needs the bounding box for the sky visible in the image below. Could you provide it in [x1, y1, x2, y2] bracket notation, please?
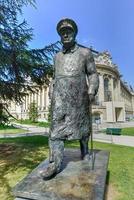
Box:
[21, 0, 134, 87]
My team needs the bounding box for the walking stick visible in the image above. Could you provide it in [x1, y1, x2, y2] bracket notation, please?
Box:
[90, 104, 94, 170]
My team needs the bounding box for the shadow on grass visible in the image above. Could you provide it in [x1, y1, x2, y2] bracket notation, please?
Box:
[0, 124, 19, 130]
[0, 137, 86, 199]
[1, 136, 134, 200]
[0, 135, 48, 145]
[0, 136, 49, 200]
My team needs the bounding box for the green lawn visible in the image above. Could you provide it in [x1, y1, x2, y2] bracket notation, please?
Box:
[14, 119, 50, 127]
[0, 136, 133, 200]
[0, 125, 26, 134]
[121, 127, 134, 136]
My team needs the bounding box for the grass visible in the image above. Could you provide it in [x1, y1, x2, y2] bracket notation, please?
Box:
[92, 142, 134, 200]
[0, 125, 26, 134]
[14, 119, 50, 127]
[0, 136, 134, 200]
[0, 136, 49, 200]
[121, 127, 134, 136]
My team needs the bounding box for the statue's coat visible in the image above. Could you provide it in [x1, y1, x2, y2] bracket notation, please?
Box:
[50, 44, 99, 140]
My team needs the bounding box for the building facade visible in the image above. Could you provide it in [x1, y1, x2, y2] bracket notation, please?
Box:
[9, 50, 134, 123]
[9, 85, 50, 122]
[92, 51, 134, 123]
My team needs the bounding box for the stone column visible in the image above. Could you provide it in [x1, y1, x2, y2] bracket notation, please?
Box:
[42, 87, 45, 110]
[31, 93, 33, 103]
[46, 86, 49, 109]
[132, 94, 134, 115]
[118, 80, 121, 101]
[26, 95, 28, 111]
[44, 87, 47, 109]
[40, 89, 42, 109]
[37, 90, 40, 108]
[36, 90, 38, 108]
[110, 77, 115, 122]
[29, 93, 31, 106]
[33, 92, 35, 103]
[24, 96, 27, 111]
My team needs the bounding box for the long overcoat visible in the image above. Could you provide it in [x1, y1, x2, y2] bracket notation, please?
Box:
[50, 44, 99, 140]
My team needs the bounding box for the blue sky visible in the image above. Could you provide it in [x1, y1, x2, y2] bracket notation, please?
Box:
[22, 0, 134, 87]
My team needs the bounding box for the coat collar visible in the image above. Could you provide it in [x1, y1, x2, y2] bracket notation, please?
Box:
[62, 43, 79, 54]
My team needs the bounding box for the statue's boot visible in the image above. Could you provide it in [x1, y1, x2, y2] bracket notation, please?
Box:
[40, 139, 64, 179]
[80, 136, 90, 161]
[39, 162, 58, 179]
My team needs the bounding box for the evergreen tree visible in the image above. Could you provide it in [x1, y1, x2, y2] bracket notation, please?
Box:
[0, 103, 8, 125]
[0, 0, 60, 103]
[28, 101, 38, 122]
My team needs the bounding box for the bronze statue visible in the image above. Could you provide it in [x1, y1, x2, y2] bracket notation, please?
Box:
[40, 18, 99, 179]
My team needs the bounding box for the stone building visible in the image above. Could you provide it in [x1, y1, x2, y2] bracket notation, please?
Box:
[9, 50, 134, 123]
[9, 84, 50, 122]
[92, 50, 134, 123]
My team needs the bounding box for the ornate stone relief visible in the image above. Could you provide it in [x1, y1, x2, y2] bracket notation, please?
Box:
[94, 51, 118, 69]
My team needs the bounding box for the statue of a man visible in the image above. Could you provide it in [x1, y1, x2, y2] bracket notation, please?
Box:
[40, 18, 99, 179]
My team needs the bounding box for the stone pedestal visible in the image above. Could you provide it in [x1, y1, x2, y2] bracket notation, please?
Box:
[13, 149, 109, 200]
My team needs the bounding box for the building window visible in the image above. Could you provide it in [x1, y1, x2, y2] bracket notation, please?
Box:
[104, 78, 112, 101]
[113, 79, 117, 89]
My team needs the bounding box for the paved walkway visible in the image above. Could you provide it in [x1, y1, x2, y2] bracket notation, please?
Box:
[97, 121, 134, 129]
[0, 122, 134, 147]
[0, 123, 49, 138]
[12, 123, 49, 133]
[93, 133, 134, 147]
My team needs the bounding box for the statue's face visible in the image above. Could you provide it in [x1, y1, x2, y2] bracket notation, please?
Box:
[60, 27, 75, 48]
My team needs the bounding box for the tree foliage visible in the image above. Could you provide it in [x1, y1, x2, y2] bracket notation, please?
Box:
[28, 101, 38, 122]
[0, 103, 8, 125]
[0, 0, 61, 103]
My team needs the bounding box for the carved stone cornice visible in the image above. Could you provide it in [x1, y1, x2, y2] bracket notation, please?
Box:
[94, 51, 118, 70]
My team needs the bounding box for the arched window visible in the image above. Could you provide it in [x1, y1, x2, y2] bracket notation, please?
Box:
[104, 78, 111, 101]
[104, 78, 109, 90]
[113, 79, 117, 89]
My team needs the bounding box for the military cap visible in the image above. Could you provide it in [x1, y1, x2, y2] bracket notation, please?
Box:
[57, 18, 78, 36]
